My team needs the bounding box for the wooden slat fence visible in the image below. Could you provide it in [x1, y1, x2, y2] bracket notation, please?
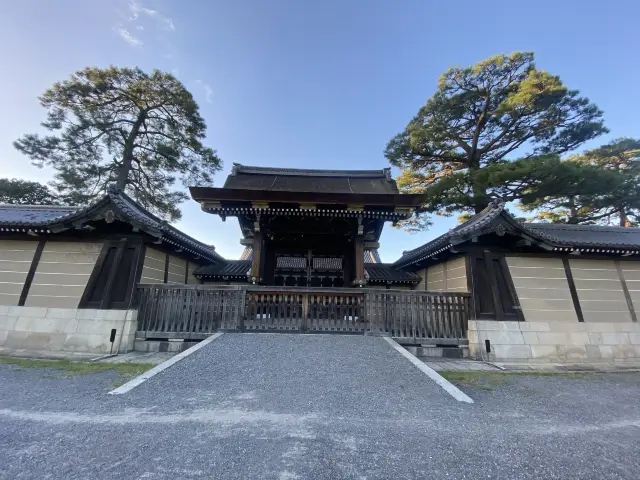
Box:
[135, 284, 470, 343]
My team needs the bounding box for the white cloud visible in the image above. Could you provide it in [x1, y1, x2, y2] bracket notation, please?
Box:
[113, 0, 175, 48]
[129, 0, 175, 31]
[113, 26, 143, 47]
[195, 80, 213, 103]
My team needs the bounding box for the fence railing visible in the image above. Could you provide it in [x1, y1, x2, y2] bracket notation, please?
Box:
[135, 284, 471, 343]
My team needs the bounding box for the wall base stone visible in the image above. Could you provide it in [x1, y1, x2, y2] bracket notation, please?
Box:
[469, 320, 640, 363]
[0, 306, 138, 354]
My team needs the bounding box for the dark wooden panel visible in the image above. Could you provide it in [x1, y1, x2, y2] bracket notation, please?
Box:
[18, 240, 46, 307]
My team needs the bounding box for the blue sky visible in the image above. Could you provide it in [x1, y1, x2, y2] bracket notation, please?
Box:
[1, 0, 639, 261]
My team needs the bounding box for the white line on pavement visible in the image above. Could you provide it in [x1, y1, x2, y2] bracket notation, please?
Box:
[108, 333, 224, 395]
[381, 336, 474, 404]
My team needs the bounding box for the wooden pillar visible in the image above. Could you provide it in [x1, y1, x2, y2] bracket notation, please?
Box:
[354, 235, 365, 286]
[250, 231, 263, 283]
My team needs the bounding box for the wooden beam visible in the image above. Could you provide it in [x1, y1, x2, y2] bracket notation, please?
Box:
[615, 260, 638, 323]
[100, 239, 127, 309]
[562, 257, 585, 323]
[18, 240, 46, 307]
[163, 252, 170, 283]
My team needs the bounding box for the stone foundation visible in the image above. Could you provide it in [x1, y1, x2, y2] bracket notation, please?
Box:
[469, 320, 640, 362]
[0, 306, 137, 354]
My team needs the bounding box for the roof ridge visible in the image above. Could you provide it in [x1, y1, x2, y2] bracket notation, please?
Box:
[231, 163, 391, 178]
[525, 222, 638, 232]
[0, 204, 77, 211]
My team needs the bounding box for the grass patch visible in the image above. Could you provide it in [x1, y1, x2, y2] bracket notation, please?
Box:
[440, 371, 595, 391]
[0, 356, 154, 387]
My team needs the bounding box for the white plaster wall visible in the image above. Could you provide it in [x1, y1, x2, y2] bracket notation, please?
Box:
[25, 241, 102, 308]
[425, 257, 467, 292]
[0, 240, 37, 306]
[468, 320, 640, 362]
[140, 247, 165, 283]
[0, 306, 137, 354]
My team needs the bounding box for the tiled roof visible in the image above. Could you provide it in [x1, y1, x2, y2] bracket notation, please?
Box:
[193, 260, 251, 278]
[365, 264, 421, 284]
[0, 186, 222, 262]
[523, 223, 640, 249]
[394, 200, 640, 268]
[224, 163, 398, 195]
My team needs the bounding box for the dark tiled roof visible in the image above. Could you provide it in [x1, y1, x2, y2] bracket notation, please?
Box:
[394, 200, 640, 268]
[365, 264, 421, 284]
[0, 187, 222, 262]
[364, 249, 381, 263]
[0, 205, 79, 224]
[224, 163, 398, 195]
[524, 223, 640, 249]
[193, 260, 251, 278]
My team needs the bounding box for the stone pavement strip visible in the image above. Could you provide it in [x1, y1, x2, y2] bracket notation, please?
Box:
[420, 356, 640, 373]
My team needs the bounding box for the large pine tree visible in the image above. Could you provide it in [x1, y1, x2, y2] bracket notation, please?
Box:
[385, 52, 610, 229]
[14, 66, 221, 221]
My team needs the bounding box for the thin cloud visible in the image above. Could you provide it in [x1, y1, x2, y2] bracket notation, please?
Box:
[113, 0, 175, 48]
[129, 0, 175, 31]
[113, 26, 143, 47]
[195, 80, 213, 104]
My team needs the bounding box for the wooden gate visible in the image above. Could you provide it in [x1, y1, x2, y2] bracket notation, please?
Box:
[135, 284, 470, 342]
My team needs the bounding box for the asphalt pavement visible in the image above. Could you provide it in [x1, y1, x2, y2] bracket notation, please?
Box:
[1, 333, 639, 479]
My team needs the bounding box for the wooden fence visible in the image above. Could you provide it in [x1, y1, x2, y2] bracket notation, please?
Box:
[135, 284, 471, 343]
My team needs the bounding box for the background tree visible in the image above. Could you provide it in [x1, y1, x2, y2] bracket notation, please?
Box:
[0, 178, 58, 205]
[14, 66, 221, 221]
[385, 52, 609, 229]
[521, 138, 640, 226]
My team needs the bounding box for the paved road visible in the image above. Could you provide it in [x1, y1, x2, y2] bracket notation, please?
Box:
[1, 333, 639, 479]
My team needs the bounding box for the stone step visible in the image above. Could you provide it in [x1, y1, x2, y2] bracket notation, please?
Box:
[404, 345, 468, 359]
[134, 339, 199, 353]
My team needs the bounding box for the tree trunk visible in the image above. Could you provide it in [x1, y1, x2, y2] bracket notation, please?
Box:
[619, 206, 627, 227]
[116, 111, 147, 190]
[470, 161, 488, 213]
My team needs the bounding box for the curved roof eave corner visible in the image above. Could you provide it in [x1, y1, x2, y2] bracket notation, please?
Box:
[392, 200, 554, 268]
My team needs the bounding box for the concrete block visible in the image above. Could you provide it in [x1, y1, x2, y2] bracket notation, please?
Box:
[61, 319, 79, 334]
[518, 322, 551, 332]
[628, 333, 640, 345]
[63, 334, 104, 352]
[585, 345, 602, 360]
[467, 330, 479, 344]
[589, 332, 630, 345]
[585, 322, 623, 332]
[0, 306, 10, 315]
[95, 309, 127, 321]
[4, 331, 28, 348]
[611, 345, 636, 359]
[75, 320, 107, 335]
[468, 320, 478, 330]
[0, 330, 8, 345]
[530, 345, 561, 359]
[492, 344, 531, 360]
[486, 330, 525, 345]
[125, 310, 138, 321]
[21, 332, 52, 350]
[0, 315, 18, 330]
[473, 321, 503, 331]
[9, 306, 47, 318]
[521, 332, 539, 344]
[565, 333, 590, 346]
[499, 322, 522, 331]
[536, 332, 569, 345]
[612, 322, 640, 333]
[75, 309, 99, 320]
[559, 345, 587, 360]
[45, 308, 78, 319]
[598, 346, 615, 359]
[547, 322, 587, 333]
[47, 333, 67, 350]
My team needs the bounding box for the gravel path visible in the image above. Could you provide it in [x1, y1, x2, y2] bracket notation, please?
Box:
[1, 333, 639, 479]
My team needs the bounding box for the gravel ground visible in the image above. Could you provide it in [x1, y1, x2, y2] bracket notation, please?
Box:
[1, 333, 639, 479]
